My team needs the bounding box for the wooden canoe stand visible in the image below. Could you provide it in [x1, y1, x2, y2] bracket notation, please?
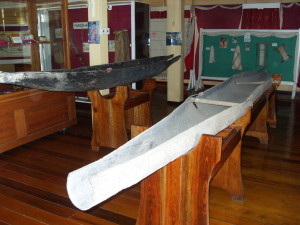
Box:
[132, 109, 250, 225]
[131, 81, 279, 225]
[245, 78, 279, 144]
[88, 78, 156, 150]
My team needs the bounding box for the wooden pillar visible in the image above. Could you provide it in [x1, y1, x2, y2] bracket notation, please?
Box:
[26, 1, 38, 40]
[62, 0, 71, 69]
[88, 0, 109, 94]
[166, 0, 184, 102]
[26, 1, 40, 71]
[88, 0, 108, 68]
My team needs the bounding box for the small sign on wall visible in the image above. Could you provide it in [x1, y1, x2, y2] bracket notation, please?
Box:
[83, 42, 89, 52]
[166, 32, 182, 46]
[55, 28, 62, 39]
[244, 33, 251, 42]
[73, 22, 88, 30]
[108, 40, 115, 52]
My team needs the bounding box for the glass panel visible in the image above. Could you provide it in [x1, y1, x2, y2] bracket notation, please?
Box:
[135, 2, 150, 59]
[68, 0, 88, 100]
[68, 0, 89, 68]
[0, 0, 30, 72]
[37, 2, 62, 42]
[0, 0, 66, 72]
[39, 42, 64, 71]
[36, 1, 64, 71]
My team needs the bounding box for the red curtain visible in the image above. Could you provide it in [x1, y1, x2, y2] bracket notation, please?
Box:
[195, 6, 242, 29]
[281, 4, 300, 86]
[241, 8, 280, 29]
[282, 4, 300, 29]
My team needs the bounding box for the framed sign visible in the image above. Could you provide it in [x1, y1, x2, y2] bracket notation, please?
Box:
[10, 34, 22, 44]
[108, 40, 115, 52]
[23, 34, 34, 40]
[38, 36, 47, 42]
[166, 32, 182, 46]
[83, 42, 89, 52]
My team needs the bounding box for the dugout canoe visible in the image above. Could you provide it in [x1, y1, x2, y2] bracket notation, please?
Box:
[67, 69, 274, 210]
[0, 55, 180, 92]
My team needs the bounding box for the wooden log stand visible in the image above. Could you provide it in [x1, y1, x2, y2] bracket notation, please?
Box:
[245, 76, 280, 144]
[88, 78, 156, 150]
[131, 81, 279, 225]
[131, 107, 250, 225]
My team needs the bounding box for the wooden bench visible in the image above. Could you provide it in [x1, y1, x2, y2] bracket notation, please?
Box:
[88, 78, 156, 150]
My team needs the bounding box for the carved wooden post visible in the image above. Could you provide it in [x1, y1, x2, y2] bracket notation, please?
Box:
[126, 79, 156, 130]
[88, 86, 128, 150]
[246, 76, 280, 143]
[88, 79, 156, 150]
[267, 92, 277, 128]
[267, 74, 281, 128]
[211, 108, 251, 201]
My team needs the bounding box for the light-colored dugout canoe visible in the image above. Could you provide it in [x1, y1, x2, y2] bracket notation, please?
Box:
[67, 69, 274, 210]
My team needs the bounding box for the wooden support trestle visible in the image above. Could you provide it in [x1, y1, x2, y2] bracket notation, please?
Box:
[132, 109, 251, 225]
[245, 82, 278, 144]
[246, 88, 270, 144]
[88, 78, 156, 150]
[267, 74, 281, 129]
[129, 77, 279, 224]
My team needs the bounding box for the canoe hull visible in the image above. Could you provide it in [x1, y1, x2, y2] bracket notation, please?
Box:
[0, 55, 180, 92]
[67, 69, 273, 210]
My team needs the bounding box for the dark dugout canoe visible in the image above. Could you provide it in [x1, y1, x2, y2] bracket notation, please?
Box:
[0, 55, 180, 92]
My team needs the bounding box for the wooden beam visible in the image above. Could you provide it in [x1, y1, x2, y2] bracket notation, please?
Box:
[88, 0, 108, 66]
[62, 0, 71, 69]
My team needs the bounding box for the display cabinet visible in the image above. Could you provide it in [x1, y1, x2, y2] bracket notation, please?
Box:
[0, 0, 71, 72]
[0, 87, 76, 153]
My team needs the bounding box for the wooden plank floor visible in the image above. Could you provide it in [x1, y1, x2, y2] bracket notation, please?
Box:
[0, 84, 299, 225]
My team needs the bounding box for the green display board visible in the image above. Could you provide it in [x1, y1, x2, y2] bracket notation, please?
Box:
[202, 34, 297, 82]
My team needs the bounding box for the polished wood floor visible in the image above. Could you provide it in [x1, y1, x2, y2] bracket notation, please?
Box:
[0, 83, 299, 225]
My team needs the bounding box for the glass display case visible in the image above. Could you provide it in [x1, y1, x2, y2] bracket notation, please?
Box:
[107, 1, 150, 63]
[0, 1, 31, 72]
[0, 0, 149, 74]
[0, 0, 69, 72]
